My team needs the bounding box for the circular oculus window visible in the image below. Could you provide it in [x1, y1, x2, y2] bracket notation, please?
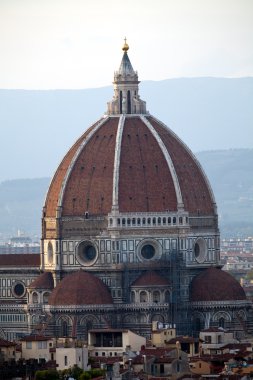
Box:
[12, 281, 26, 298]
[194, 238, 207, 263]
[137, 239, 162, 262]
[141, 244, 155, 260]
[76, 241, 98, 266]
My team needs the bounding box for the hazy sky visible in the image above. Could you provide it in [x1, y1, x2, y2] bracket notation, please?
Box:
[1, 0, 253, 89]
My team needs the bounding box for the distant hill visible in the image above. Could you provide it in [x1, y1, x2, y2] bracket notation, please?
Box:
[0, 149, 252, 239]
[0, 77, 252, 183]
[196, 149, 253, 238]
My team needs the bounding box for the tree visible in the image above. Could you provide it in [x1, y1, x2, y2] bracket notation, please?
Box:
[35, 369, 60, 380]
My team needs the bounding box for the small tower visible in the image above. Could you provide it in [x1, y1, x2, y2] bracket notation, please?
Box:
[107, 39, 147, 115]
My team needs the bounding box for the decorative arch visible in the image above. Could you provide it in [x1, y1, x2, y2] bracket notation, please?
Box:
[79, 315, 99, 340]
[0, 328, 6, 339]
[151, 314, 164, 323]
[212, 311, 231, 323]
[164, 290, 171, 303]
[192, 312, 205, 332]
[123, 314, 136, 324]
[43, 291, 50, 304]
[140, 290, 148, 303]
[79, 314, 99, 327]
[32, 292, 39, 304]
[47, 241, 53, 264]
[31, 314, 41, 325]
[152, 290, 161, 303]
[138, 313, 147, 323]
[235, 309, 247, 321]
[57, 316, 72, 337]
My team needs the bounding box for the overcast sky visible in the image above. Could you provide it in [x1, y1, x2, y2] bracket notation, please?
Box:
[0, 0, 253, 89]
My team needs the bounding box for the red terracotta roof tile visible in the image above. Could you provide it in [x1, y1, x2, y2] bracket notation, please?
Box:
[0, 254, 40, 267]
[29, 271, 54, 289]
[132, 271, 170, 287]
[191, 267, 246, 301]
[49, 270, 113, 305]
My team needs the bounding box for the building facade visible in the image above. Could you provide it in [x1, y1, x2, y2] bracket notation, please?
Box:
[0, 41, 252, 341]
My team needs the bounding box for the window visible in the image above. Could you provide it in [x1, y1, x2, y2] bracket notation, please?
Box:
[165, 291, 170, 303]
[219, 317, 225, 329]
[26, 341, 32, 349]
[38, 341, 47, 349]
[141, 244, 155, 259]
[64, 356, 68, 366]
[77, 240, 97, 266]
[153, 291, 160, 303]
[140, 291, 148, 302]
[12, 282, 26, 298]
[43, 292, 50, 304]
[48, 241, 53, 263]
[32, 292, 38, 303]
[204, 335, 211, 343]
[62, 321, 68, 337]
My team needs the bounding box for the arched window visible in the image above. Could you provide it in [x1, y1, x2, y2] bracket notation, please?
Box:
[32, 292, 38, 304]
[194, 318, 201, 332]
[131, 291, 135, 303]
[164, 290, 170, 303]
[61, 321, 68, 337]
[140, 291, 148, 303]
[43, 292, 50, 304]
[120, 91, 123, 114]
[48, 241, 53, 264]
[127, 90, 131, 113]
[219, 317, 225, 329]
[153, 291, 160, 303]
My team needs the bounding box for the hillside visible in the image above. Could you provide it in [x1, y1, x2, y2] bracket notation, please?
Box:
[0, 149, 252, 239]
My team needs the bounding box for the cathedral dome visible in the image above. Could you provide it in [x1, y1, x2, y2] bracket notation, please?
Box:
[48, 270, 113, 306]
[44, 113, 216, 218]
[29, 272, 54, 289]
[190, 267, 246, 302]
[43, 43, 216, 220]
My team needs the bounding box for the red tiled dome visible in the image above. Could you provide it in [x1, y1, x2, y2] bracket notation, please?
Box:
[132, 271, 170, 287]
[48, 270, 113, 306]
[44, 115, 215, 218]
[29, 272, 54, 289]
[190, 267, 246, 302]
